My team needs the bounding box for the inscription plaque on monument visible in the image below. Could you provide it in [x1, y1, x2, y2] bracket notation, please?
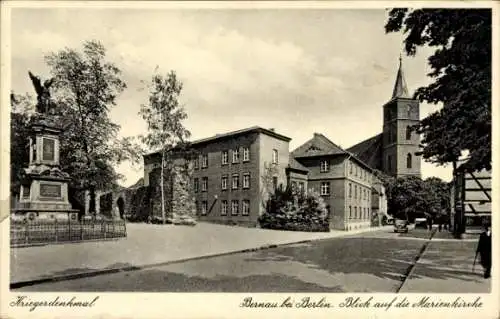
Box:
[42, 137, 55, 161]
[40, 183, 61, 198]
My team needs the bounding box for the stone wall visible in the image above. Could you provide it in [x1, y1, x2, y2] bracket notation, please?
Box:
[148, 162, 196, 222]
[171, 165, 197, 221]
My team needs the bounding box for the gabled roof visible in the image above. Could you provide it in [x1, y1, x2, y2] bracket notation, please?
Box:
[392, 55, 410, 99]
[292, 132, 375, 172]
[292, 133, 346, 158]
[288, 155, 309, 173]
[346, 133, 383, 170]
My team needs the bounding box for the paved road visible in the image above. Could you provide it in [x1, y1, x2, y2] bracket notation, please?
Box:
[15, 229, 432, 292]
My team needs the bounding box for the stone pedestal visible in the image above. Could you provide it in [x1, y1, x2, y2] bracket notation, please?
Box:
[12, 116, 79, 221]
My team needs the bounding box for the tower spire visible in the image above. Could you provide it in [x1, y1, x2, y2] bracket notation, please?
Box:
[391, 54, 410, 99]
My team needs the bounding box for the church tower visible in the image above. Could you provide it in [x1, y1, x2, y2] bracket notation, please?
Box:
[382, 56, 421, 178]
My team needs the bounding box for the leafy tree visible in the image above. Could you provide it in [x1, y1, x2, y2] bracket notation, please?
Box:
[140, 70, 191, 224]
[386, 176, 426, 221]
[10, 92, 35, 197]
[385, 9, 491, 172]
[44, 40, 141, 215]
[423, 177, 450, 218]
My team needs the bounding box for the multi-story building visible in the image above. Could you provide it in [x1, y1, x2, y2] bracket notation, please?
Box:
[144, 126, 291, 227]
[291, 133, 374, 231]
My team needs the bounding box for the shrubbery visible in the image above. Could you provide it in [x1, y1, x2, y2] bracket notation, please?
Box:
[258, 185, 330, 232]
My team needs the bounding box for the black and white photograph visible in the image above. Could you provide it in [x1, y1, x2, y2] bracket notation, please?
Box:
[1, 1, 497, 318]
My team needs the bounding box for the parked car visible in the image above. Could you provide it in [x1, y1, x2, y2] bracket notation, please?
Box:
[394, 219, 409, 233]
[414, 217, 427, 228]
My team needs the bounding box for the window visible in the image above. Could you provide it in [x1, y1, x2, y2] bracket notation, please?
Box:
[407, 105, 412, 118]
[354, 185, 357, 199]
[387, 155, 392, 171]
[194, 157, 199, 169]
[201, 154, 208, 168]
[272, 176, 278, 190]
[243, 173, 250, 189]
[201, 201, 208, 215]
[243, 147, 250, 162]
[272, 149, 279, 164]
[194, 178, 199, 193]
[221, 200, 228, 216]
[242, 200, 250, 216]
[231, 200, 239, 215]
[232, 174, 239, 189]
[221, 175, 228, 190]
[355, 206, 358, 219]
[406, 126, 412, 140]
[201, 177, 208, 192]
[349, 206, 352, 219]
[291, 181, 297, 191]
[407, 153, 412, 169]
[348, 183, 352, 198]
[320, 160, 329, 172]
[349, 162, 353, 175]
[221, 151, 228, 165]
[232, 148, 240, 163]
[320, 182, 330, 196]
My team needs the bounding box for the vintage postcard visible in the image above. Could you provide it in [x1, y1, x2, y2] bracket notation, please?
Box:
[1, 1, 498, 318]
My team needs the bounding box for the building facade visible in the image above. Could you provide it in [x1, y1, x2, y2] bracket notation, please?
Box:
[291, 133, 374, 231]
[144, 127, 291, 227]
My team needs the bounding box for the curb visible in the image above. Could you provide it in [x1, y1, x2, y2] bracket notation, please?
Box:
[11, 240, 317, 289]
[11, 237, 122, 248]
[396, 229, 437, 293]
[11, 226, 390, 289]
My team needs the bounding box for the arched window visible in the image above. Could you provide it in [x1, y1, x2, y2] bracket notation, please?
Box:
[407, 153, 412, 169]
[406, 126, 412, 140]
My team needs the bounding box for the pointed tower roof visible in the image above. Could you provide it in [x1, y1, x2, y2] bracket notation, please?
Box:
[391, 54, 410, 99]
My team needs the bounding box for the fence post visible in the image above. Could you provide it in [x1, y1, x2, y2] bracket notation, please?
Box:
[68, 213, 71, 241]
[25, 222, 29, 245]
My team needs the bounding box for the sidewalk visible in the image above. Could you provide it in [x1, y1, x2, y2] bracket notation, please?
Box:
[9, 221, 391, 286]
[399, 232, 490, 293]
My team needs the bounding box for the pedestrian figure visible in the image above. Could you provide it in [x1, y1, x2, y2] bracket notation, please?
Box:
[475, 222, 492, 279]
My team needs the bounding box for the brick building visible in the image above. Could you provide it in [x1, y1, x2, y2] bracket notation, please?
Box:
[290, 133, 375, 230]
[142, 57, 419, 230]
[144, 127, 291, 227]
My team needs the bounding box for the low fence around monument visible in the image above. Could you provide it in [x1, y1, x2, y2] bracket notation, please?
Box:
[10, 219, 127, 247]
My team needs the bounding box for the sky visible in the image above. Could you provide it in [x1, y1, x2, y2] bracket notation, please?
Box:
[9, 7, 454, 187]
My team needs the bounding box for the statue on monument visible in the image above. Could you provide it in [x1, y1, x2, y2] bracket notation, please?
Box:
[28, 71, 56, 115]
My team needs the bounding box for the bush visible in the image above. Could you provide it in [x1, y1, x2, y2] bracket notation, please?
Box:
[258, 186, 330, 232]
